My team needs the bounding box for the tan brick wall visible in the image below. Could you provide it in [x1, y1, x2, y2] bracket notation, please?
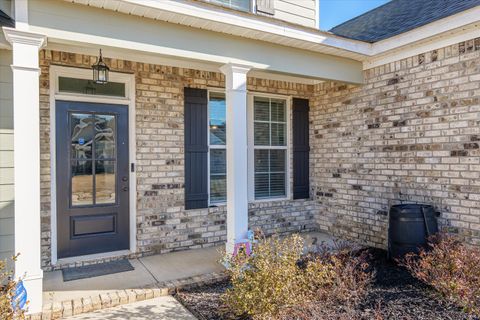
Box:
[38, 37, 480, 269]
[39, 50, 317, 269]
[311, 38, 480, 248]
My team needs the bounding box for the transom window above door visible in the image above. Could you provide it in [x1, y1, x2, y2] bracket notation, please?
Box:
[59, 77, 126, 97]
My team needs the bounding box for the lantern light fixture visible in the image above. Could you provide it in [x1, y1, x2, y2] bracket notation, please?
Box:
[92, 49, 109, 84]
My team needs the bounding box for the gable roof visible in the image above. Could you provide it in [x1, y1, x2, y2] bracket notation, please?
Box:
[0, 10, 14, 27]
[330, 0, 480, 43]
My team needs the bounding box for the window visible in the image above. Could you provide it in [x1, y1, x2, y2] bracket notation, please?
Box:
[207, 92, 289, 204]
[253, 97, 287, 199]
[207, 0, 251, 12]
[59, 77, 126, 97]
[208, 92, 227, 204]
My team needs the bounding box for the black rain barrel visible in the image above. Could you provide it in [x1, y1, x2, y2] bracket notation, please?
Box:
[388, 204, 438, 259]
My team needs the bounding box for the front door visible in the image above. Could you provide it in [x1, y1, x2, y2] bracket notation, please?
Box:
[56, 101, 129, 258]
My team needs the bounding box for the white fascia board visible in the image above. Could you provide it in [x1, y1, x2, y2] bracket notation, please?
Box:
[364, 22, 480, 70]
[70, 0, 371, 58]
[28, 0, 363, 83]
[363, 6, 480, 69]
[370, 6, 480, 55]
[0, 32, 11, 49]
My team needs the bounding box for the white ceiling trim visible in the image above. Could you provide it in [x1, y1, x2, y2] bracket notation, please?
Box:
[46, 42, 322, 85]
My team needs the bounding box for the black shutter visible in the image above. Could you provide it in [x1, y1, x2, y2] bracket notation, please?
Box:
[292, 98, 310, 200]
[184, 87, 209, 209]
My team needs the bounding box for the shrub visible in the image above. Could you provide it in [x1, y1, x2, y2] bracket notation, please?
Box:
[222, 234, 373, 320]
[222, 234, 307, 319]
[305, 242, 373, 308]
[402, 233, 480, 316]
[1, 255, 25, 320]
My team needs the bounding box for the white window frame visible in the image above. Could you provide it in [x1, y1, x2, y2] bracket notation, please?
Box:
[205, 0, 254, 13]
[207, 89, 227, 206]
[206, 89, 292, 205]
[248, 93, 292, 202]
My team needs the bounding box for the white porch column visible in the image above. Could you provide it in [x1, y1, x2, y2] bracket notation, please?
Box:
[220, 63, 252, 254]
[3, 28, 47, 314]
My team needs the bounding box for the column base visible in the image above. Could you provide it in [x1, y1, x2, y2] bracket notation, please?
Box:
[22, 271, 43, 314]
[226, 241, 235, 255]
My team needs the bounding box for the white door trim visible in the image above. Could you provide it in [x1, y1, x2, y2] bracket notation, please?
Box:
[49, 65, 136, 265]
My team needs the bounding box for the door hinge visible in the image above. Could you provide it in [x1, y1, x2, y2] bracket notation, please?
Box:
[131, 163, 135, 172]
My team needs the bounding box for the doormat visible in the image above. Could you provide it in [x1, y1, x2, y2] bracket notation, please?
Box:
[62, 259, 134, 282]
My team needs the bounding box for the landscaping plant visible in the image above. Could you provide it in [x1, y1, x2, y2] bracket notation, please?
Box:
[402, 233, 480, 317]
[222, 234, 374, 320]
[1, 255, 25, 320]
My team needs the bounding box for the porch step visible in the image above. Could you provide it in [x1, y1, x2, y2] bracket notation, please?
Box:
[27, 271, 227, 320]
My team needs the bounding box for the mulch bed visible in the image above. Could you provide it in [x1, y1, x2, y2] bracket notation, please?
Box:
[175, 249, 474, 320]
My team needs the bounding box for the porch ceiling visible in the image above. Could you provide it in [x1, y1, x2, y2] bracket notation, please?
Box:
[25, 0, 363, 84]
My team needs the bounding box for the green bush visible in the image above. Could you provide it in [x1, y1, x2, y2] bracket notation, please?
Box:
[1, 255, 25, 320]
[222, 234, 373, 320]
[402, 233, 480, 316]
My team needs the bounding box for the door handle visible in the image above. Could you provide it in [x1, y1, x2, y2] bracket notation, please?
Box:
[122, 186, 128, 192]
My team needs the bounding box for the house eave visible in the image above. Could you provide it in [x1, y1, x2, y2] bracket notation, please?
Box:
[65, 0, 372, 61]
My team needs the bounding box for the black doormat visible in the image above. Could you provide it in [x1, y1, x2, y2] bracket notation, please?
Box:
[62, 259, 134, 282]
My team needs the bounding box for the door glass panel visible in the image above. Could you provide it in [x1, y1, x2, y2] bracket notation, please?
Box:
[70, 112, 118, 207]
[95, 115, 116, 159]
[71, 114, 94, 159]
[95, 160, 116, 204]
[71, 159, 93, 206]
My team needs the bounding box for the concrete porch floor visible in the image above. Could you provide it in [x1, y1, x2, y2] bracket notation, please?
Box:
[43, 232, 334, 306]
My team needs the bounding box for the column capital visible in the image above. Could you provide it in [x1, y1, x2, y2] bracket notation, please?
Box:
[220, 63, 252, 92]
[220, 63, 252, 76]
[3, 27, 47, 48]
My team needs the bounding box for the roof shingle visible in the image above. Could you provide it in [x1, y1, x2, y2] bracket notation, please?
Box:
[0, 9, 14, 28]
[330, 0, 480, 43]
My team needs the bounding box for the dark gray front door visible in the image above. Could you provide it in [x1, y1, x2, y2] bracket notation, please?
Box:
[56, 101, 129, 258]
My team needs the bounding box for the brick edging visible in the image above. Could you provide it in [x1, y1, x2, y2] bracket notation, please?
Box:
[25, 271, 228, 319]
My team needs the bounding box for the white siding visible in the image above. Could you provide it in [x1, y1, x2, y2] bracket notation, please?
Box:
[272, 0, 318, 28]
[0, 49, 14, 263]
[0, 0, 13, 18]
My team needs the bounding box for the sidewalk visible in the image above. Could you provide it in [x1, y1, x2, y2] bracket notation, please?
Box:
[65, 296, 196, 320]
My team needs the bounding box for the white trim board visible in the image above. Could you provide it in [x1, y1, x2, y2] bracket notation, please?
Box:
[45, 42, 323, 85]
[49, 65, 136, 265]
[364, 21, 480, 70]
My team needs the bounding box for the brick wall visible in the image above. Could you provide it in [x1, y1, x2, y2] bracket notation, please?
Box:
[39, 50, 317, 269]
[311, 38, 480, 248]
[38, 36, 480, 269]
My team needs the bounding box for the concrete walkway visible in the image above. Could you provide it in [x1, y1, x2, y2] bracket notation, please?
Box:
[65, 296, 196, 320]
[41, 231, 334, 318]
[43, 245, 225, 304]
